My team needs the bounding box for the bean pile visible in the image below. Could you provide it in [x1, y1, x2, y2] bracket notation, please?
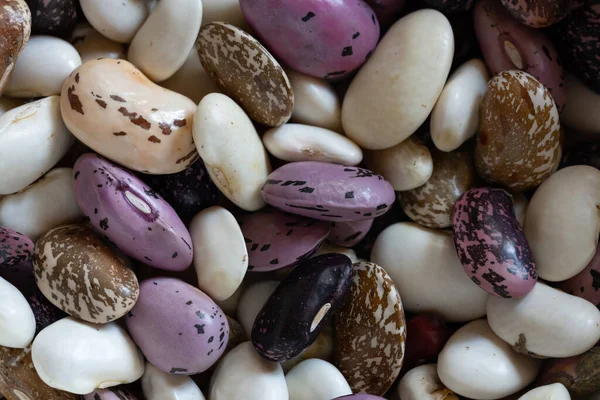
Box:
[0, 0, 598, 399]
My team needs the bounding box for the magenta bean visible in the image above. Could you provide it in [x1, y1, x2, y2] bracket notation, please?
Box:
[452, 188, 537, 298]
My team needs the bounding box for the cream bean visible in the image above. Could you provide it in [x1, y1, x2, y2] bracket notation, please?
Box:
[263, 124, 362, 165]
[517, 383, 571, 400]
[285, 359, 351, 400]
[70, 23, 126, 63]
[142, 362, 205, 400]
[5, 36, 81, 98]
[192, 93, 271, 211]
[371, 222, 488, 322]
[0, 168, 83, 240]
[0, 96, 73, 195]
[128, 0, 203, 82]
[190, 206, 248, 301]
[437, 319, 539, 400]
[487, 283, 600, 358]
[79, 0, 152, 43]
[397, 364, 458, 400]
[431, 59, 489, 152]
[525, 166, 600, 281]
[237, 281, 278, 337]
[286, 69, 343, 132]
[364, 137, 433, 191]
[60, 58, 198, 174]
[31, 317, 145, 394]
[160, 50, 221, 104]
[209, 342, 288, 400]
[342, 9, 453, 150]
[0, 277, 35, 349]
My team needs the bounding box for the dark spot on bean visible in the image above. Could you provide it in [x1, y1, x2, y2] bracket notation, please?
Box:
[172, 252, 178, 258]
[208, 336, 214, 343]
[251, 243, 259, 251]
[353, 32, 360, 39]
[159, 122, 172, 136]
[144, 256, 152, 261]
[176, 150, 198, 165]
[74, 171, 80, 180]
[169, 368, 188, 373]
[151, 108, 158, 111]
[75, 73, 80, 84]
[173, 118, 187, 127]
[302, 11, 315, 22]
[542, 45, 552, 61]
[113, 131, 127, 136]
[110, 95, 126, 102]
[186, 300, 192, 305]
[94, 99, 107, 109]
[299, 187, 315, 193]
[345, 191, 354, 199]
[118, 107, 151, 130]
[196, 311, 206, 319]
[270, 258, 279, 265]
[342, 46, 353, 57]
[99, 218, 109, 230]
[68, 86, 84, 114]
[148, 135, 161, 143]
[260, 244, 271, 252]
[195, 324, 205, 334]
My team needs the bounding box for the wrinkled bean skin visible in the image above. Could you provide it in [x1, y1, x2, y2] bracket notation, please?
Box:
[500, 0, 570, 27]
[140, 159, 220, 225]
[474, 0, 566, 111]
[559, 244, 600, 308]
[453, 188, 537, 298]
[536, 347, 600, 396]
[476, 71, 561, 191]
[252, 254, 352, 362]
[240, 0, 380, 80]
[554, 5, 600, 93]
[26, 0, 77, 37]
[400, 314, 450, 377]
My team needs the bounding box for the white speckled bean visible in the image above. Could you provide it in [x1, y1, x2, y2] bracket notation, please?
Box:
[79, 0, 152, 43]
[286, 69, 342, 132]
[263, 123, 362, 165]
[5, 36, 81, 98]
[190, 206, 248, 301]
[142, 361, 205, 400]
[0, 168, 83, 240]
[0, 97, 74, 195]
[128, 0, 203, 82]
[0, 277, 35, 349]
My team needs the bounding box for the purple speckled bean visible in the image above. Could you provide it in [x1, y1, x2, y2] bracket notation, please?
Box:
[73, 153, 193, 271]
[126, 277, 229, 375]
[0, 227, 34, 268]
[452, 188, 537, 298]
[261, 161, 395, 222]
[240, 0, 380, 80]
[240, 209, 330, 272]
[474, 0, 566, 110]
[559, 243, 600, 308]
[328, 219, 374, 248]
[83, 387, 138, 400]
[554, 4, 600, 93]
